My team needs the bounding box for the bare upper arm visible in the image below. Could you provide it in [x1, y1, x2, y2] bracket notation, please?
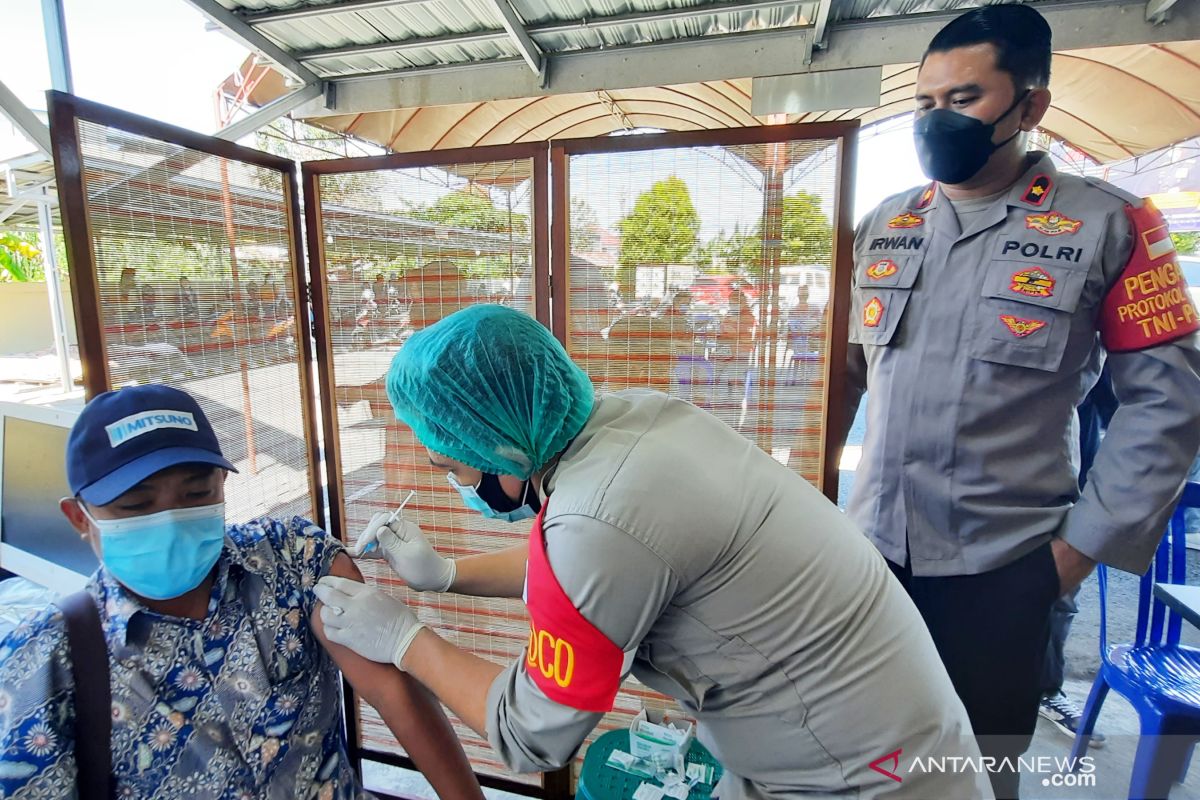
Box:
[310, 553, 401, 707]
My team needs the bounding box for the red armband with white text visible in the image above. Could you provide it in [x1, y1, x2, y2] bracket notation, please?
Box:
[1098, 201, 1200, 352]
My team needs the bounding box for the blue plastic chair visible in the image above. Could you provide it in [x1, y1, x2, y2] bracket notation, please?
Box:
[1071, 481, 1200, 799]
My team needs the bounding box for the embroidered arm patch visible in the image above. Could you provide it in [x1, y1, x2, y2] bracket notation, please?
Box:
[1098, 202, 1199, 352]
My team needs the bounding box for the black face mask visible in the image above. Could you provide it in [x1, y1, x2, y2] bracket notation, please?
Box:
[476, 472, 542, 514]
[913, 90, 1030, 185]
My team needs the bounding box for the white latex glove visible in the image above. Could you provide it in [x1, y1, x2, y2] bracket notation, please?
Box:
[314, 575, 426, 669]
[351, 512, 456, 592]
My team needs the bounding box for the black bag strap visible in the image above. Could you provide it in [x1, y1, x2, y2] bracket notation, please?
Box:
[57, 590, 113, 800]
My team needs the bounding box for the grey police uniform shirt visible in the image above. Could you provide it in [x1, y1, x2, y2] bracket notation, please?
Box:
[846, 152, 1200, 577]
[486, 390, 994, 799]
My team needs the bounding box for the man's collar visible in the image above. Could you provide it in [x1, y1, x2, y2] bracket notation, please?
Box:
[93, 540, 235, 646]
[910, 152, 1058, 215]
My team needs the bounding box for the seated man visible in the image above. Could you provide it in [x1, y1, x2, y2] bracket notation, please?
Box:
[0, 384, 483, 800]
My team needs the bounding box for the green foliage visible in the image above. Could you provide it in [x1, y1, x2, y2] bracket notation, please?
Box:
[1172, 232, 1200, 256]
[92, 236, 227, 281]
[616, 177, 700, 295]
[571, 198, 600, 252]
[0, 232, 44, 282]
[726, 192, 832, 275]
[410, 188, 528, 235]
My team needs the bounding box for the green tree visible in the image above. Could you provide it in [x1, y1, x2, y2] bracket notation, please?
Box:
[616, 177, 699, 296]
[571, 198, 600, 252]
[736, 192, 832, 274]
[1172, 231, 1200, 256]
[411, 188, 528, 235]
[0, 232, 43, 282]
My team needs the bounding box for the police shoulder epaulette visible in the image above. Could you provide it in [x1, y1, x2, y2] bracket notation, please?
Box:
[1082, 175, 1141, 207]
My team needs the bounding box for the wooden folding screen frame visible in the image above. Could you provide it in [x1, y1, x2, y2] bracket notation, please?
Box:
[550, 122, 858, 498]
[46, 90, 325, 526]
[300, 142, 564, 799]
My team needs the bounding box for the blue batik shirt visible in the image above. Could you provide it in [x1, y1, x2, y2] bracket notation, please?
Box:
[0, 517, 372, 800]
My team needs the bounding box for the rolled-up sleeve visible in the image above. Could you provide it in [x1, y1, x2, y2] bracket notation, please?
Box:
[485, 514, 677, 771]
[1062, 334, 1200, 573]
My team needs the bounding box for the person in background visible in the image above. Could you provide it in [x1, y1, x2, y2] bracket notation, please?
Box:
[176, 276, 199, 319]
[713, 286, 757, 424]
[0, 384, 482, 800]
[118, 267, 137, 303]
[372, 273, 387, 308]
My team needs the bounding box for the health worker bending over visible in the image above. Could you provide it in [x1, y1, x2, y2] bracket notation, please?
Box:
[314, 304, 993, 799]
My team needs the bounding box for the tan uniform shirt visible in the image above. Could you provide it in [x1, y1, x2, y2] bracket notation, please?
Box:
[486, 390, 993, 798]
[847, 152, 1200, 576]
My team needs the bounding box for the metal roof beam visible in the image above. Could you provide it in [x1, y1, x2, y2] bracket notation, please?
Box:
[294, 0, 810, 62]
[181, 0, 322, 85]
[804, 0, 833, 63]
[818, 0, 1200, 70]
[41, 0, 74, 94]
[215, 82, 325, 141]
[485, 0, 545, 79]
[0, 80, 51, 155]
[1146, 0, 1181, 23]
[243, 0, 436, 26]
[299, 27, 814, 113]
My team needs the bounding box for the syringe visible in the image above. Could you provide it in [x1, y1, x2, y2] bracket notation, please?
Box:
[361, 489, 417, 554]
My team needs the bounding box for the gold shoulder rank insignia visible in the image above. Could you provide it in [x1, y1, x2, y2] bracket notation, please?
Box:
[915, 185, 936, 210]
[1022, 174, 1053, 206]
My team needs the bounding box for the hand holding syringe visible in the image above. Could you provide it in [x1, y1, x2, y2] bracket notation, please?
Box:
[351, 490, 456, 592]
[359, 489, 416, 555]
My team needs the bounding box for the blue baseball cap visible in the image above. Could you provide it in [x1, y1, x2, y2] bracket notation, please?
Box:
[67, 385, 237, 505]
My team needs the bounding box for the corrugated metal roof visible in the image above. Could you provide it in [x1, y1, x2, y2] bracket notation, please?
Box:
[203, 1, 1200, 164]
[219, 0, 825, 79]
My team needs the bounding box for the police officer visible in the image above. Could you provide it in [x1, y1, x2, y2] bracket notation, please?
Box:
[314, 304, 993, 799]
[844, 5, 1200, 797]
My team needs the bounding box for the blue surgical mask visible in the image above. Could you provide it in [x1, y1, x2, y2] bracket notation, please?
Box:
[83, 502, 226, 600]
[447, 473, 539, 523]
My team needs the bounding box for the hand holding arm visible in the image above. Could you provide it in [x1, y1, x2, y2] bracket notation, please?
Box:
[314, 575, 501, 736]
[311, 556, 482, 800]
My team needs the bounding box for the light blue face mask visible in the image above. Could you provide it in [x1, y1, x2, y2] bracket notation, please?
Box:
[447, 473, 538, 523]
[83, 502, 226, 601]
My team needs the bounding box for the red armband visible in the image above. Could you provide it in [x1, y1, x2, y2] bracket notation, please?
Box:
[523, 506, 623, 712]
[1098, 202, 1200, 352]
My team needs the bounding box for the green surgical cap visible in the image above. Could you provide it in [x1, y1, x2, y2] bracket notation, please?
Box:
[386, 304, 595, 479]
